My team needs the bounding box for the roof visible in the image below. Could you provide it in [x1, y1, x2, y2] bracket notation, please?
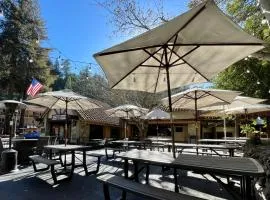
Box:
[77, 108, 119, 126]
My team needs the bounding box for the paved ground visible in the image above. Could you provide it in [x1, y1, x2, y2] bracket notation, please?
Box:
[0, 149, 239, 200]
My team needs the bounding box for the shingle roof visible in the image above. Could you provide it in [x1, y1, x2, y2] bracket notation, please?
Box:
[77, 108, 119, 126]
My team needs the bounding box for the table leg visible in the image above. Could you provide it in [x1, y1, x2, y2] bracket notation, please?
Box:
[174, 168, 179, 193]
[245, 176, 252, 200]
[69, 150, 75, 179]
[124, 159, 128, 178]
[229, 149, 234, 157]
[83, 150, 88, 175]
[146, 164, 149, 184]
[133, 161, 139, 182]
[103, 183, 111, 200]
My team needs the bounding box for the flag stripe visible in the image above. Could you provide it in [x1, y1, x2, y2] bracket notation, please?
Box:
[26, 78, 43, 97]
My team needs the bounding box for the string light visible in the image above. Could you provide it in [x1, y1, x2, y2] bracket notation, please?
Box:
[244, 57, 248, 61]
[257, 81, 260, 85]
[246, 69, 250, 73]
[28, 58, 33, 63]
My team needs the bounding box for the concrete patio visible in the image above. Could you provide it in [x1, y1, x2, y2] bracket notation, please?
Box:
[0, 149, 237, 200]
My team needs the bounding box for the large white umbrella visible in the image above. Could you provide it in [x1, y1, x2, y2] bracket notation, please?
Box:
[200, 96, 266, 139]
[25, 89, 101, 145]
[106, 104, 148, 138]
[200, 96, 266, 112]
[94, 0, 264, 157]
[225, 104, 270, 115]
[161, 88, 241, 142]
[145, 108, 170, 136]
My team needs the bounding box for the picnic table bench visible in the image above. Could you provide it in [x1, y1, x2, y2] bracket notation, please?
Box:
[76, 151, 104, 175]
[117, 150, 265, 200]
[97, 173, 203, 200]
[29, 155, 64, 184]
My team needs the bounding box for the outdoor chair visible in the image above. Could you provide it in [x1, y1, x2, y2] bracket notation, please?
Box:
[32, 137, 50, 156]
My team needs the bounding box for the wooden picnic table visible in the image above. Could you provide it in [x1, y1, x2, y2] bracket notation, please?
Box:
[172, 143, 239, 157]
[44, 145, 93, 179]
[199, 139, 246, 146]
[117, 149, 264, 200]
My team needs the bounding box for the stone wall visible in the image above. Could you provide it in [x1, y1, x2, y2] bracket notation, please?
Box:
[243, 143, 270, 199]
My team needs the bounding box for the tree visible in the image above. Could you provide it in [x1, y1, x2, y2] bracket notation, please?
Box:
[96, 0, 170, 37]
[0, 0, 53, 100]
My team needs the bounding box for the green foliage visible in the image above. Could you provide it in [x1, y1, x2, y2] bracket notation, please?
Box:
[0, 0, 53, 99]
[240, 123, 256, 137]
[213, 58, 270, 99]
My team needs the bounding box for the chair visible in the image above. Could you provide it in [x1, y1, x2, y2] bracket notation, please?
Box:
[32, 137, 50, 156]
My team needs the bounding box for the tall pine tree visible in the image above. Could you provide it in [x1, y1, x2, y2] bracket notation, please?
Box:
[0, 0, 53, 100]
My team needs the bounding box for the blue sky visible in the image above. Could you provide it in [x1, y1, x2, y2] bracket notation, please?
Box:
[39, 0, 190, 74]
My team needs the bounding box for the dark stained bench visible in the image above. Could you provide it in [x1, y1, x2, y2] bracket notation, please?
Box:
[97, 174, 204, 200]
[76, 151, 104, 175]
[29, 155, 63, 184]
[105, 147, 125, 160]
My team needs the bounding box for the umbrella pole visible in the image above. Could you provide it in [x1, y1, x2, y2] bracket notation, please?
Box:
[195, 91, 198, 144]
[165, 66, 176, 158]
[65, 99, 68, 146]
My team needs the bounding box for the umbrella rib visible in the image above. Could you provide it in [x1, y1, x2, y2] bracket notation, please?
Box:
[95, 2, 207, 58]
[154, 50, 165, 93]
[144, 48, 165, 66]
[165, 2, 207, 44]
[111, 46, 163, 89]
[167, 45, 200, 67]
[181, 57, 209, 81]
[168, 34, 178, 63]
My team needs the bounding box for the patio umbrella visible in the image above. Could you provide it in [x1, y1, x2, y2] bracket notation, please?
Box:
[25, 89, 101, 145]
[0, 100, 27, 149]
[161, 88, 241, 142]
[200, 96, 266, 139]
[94, 0, 264, 157]
[225, 104, 270, 115]
[145, 108, 170, 136]
[106, 104, 148, 138]
[200, 96, 266, 112]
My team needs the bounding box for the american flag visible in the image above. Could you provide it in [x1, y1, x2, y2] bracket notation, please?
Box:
[26, 78, 43, 97]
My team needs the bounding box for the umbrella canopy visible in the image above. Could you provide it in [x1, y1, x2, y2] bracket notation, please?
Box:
[225, 104, 270, 115]
[145, 108, 170, 120]
[161, 88, 241, 142]
[106, 104, 148, 138]
[94, 0, 264, 157]
[106, 104, 148, 118]
[200, 96, 266, 112]
[94, 0, 264, 93]
[26, 90, 101, 110]
[25, 89, 101, 145]
[162, 88, 241, 111]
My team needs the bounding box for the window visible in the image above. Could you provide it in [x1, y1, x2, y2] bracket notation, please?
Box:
[175, 126, 183, 132]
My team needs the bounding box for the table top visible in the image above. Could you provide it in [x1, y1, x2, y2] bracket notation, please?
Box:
[172, 143, 239, 149]
[199, 139, 247, 143]
[112, 140, 145, 144]
[117, 150, 264, 177]
[44, 144, 91, 151]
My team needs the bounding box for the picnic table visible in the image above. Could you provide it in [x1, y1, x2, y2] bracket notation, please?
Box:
[42, 145, 96, 183]
[117, 149, 264, 200]
[199, 139, 247, 146]
[172, 143, 239, 157]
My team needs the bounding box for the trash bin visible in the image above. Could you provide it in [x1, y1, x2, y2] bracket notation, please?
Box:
[1, 149, 18, 172]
